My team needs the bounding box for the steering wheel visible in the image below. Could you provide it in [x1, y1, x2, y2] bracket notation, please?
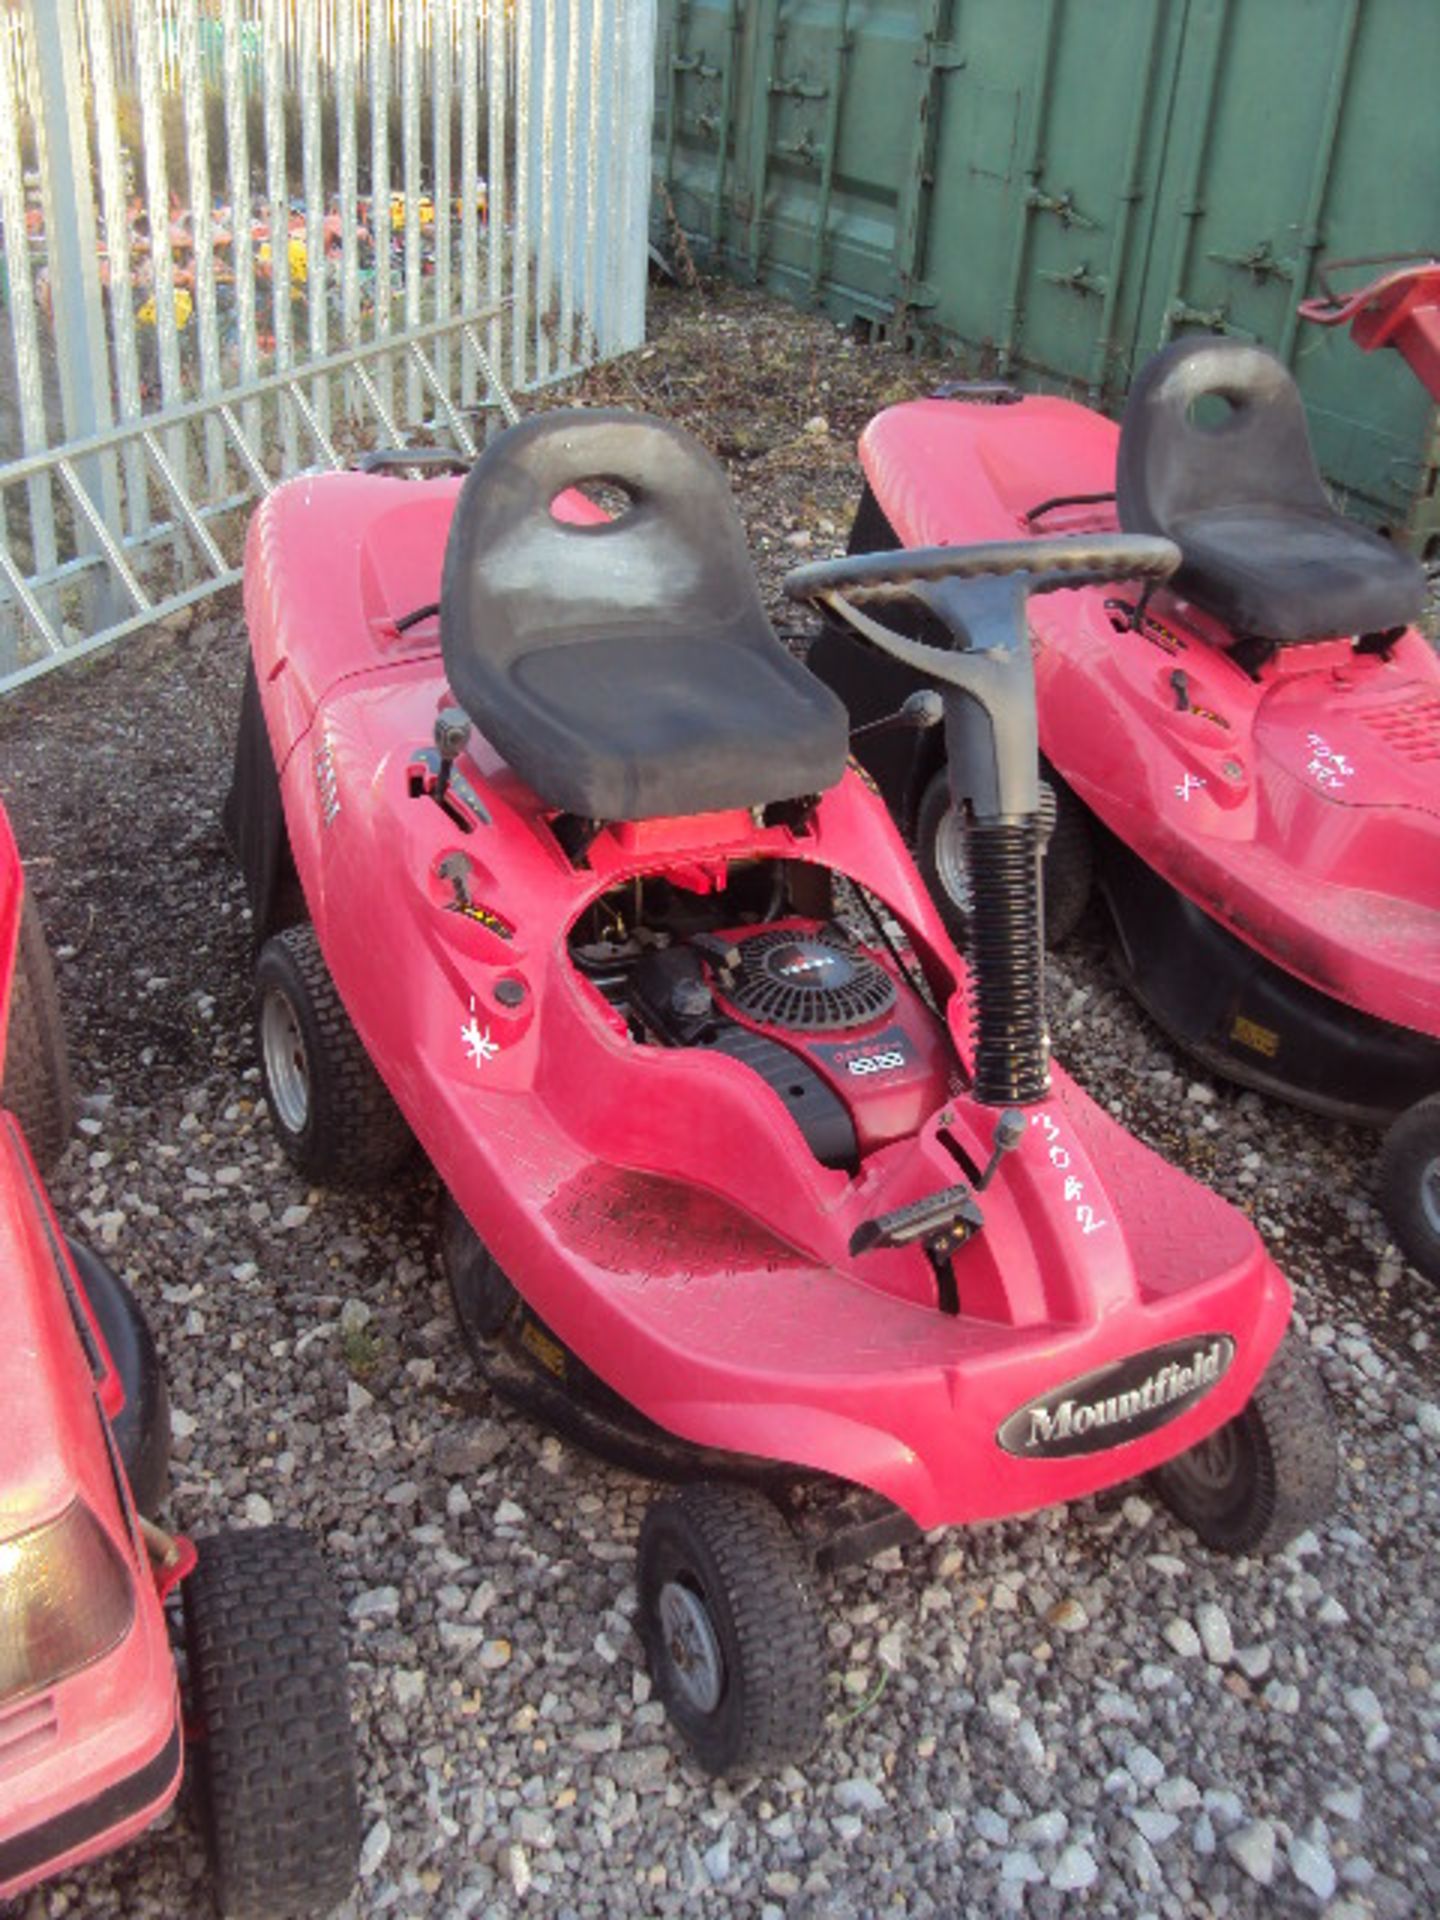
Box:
[784, 533, 1180, 820]
[787, 532, 1178, 610]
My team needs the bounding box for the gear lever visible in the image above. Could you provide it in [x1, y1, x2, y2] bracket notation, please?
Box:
[434, 707, 471, 807]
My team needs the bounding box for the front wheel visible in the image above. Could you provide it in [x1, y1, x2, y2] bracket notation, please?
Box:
[637, 1482, 826, 1776]
[1148, 1336, 1338, 1554]
[184, 1527, 361, 1919]
[1378, 1095, 1440, 1283]
[915, 762, 1092, 949]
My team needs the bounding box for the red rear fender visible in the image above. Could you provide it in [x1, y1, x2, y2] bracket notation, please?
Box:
[859, 395, 1120, 544]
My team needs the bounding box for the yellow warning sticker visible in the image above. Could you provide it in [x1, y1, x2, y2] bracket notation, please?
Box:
[1231, 1014, 1280, 1059]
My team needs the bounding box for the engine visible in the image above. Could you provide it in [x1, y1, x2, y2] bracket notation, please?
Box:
[572, 881, 955, 1171]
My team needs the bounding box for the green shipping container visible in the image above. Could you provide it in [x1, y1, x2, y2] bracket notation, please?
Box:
[655, 0, 1440, 551]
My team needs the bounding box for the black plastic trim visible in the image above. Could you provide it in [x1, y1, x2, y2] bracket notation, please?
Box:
[0, 1718, 180, 1886]
[1099, 834, 1440, 1125]
[66, 1239, 170, 1520]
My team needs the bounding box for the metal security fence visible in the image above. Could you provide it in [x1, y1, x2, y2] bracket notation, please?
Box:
[0, 0, 656, 690]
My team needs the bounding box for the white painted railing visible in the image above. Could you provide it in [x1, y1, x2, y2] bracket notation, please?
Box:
[0, 0, 657, 689]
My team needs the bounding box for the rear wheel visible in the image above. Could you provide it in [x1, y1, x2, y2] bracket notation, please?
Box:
[254, 924, 412, 1187]
[184, 1527, 360, 1920]
[1149, 1336, 1337, 1553]
[1378, 1095, 1440, 1283]
[637, 1482, 826, 1775]
[439, 1188, 520, 1347]
[915, 762, 1092, 949]
[7, 893, 73, 1171]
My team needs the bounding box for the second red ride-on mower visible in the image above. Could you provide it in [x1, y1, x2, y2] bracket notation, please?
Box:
[814, 256, 1440, 1282]
[226, 408, 1337, 1774]
[0, 802, 360, 1917]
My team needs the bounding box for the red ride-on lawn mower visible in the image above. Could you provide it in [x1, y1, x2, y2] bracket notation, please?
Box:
[225, 409, 1337, 1776]
[812, 256, 1440, 1282]
[0, 804, 360, 1916]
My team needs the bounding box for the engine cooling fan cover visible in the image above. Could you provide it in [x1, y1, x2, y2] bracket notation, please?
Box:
[718, 926, 897, 1032]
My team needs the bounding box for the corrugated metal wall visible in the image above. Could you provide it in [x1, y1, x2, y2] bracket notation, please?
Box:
[655, 0, 1440, 547]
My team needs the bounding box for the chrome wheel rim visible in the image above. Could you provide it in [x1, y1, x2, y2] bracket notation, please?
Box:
[932, 805, 973, 916]
[1423, 1154, 1440, 1237]
[260, 989, 310, 1135]
[1174, 1419, 1241, 1497]
[657, 1580, 724, 1715]
[1167, 1420, 1244, 1520]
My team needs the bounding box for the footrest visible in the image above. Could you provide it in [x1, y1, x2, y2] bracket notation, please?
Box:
[849, 1184, 983, 1256]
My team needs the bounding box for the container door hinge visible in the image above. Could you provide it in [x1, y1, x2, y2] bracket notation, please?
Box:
[1039, 262, 1109, 299]
[768, 74, 829, 100]
[919, 42, 967, 73]
[1207, 237, 1296, 284]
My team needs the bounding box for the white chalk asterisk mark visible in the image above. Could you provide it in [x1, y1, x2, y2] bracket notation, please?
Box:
[460, 1004, 499, 1069]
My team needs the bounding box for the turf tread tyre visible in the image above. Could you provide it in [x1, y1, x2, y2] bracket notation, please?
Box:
[6, 894, 73, 1170]
[638, 1482, 826, 1776]
[1377, 1095, 1440, 1283]
[184, 1526, 360, 1920]
[1150, 1335, 1338, 1555]
[255, 924, 411, 1187]
[1039, 767, 1095, 945]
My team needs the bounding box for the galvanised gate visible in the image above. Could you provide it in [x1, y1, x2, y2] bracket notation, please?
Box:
[0, 0, 657, 689]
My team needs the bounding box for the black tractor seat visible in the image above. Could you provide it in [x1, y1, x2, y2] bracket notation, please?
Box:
[1116, 337, 1425, 645]
[439, 409, 848, 821]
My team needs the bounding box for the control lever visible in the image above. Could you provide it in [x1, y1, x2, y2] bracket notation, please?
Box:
[434, 707, 472, 807]
[849, 688, 944, 742]
[849, 1184, 983, 1255]
[850, 1183, 985, 1317]
[438, 850, 473, 910]
[977, 1108, 1026, 1190]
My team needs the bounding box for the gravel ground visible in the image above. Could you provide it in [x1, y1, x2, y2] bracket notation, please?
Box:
[3, 283, 1437, 1920]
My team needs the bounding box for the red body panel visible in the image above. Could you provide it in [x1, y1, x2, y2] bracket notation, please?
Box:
[244, 472, 1296, 1532]
[0, 816, 182, 1903]
[1298, 260, 1440, 400]
[860, 398, 1440, 1040]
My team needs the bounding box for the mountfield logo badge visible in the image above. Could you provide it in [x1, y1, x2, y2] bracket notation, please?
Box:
[997, 1335, 1236, 1459]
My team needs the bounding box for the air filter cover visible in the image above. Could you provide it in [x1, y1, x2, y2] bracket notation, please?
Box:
[715, 924, 897, 1033]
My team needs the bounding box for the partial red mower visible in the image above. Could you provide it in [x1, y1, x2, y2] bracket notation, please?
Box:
[815, 258, 1440, 1279]
[227, 410, 1337, 1776]
[0, 801, 360, 1917]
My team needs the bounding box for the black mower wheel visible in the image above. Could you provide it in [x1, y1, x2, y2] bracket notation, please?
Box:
[439, 1187, 520, 1347]
[1148, 1336, 1338, 1555]
[915, 762, 1092, 950]
[1378, 1095, 1440, 1283]
[915, 769, 973, 947]
[254, 924, 412, 1187]
[183, 1527, 361, 1920]
[637, 1482, 826, 1776]
[1037, 769, 1095, 945]
[6, 893, 74, 1171]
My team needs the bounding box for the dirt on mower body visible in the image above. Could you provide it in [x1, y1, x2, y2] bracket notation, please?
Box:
[816, 259, 1440, 1282]
[0, 803, 359, 1916]
[230, 408, 1336, 1772]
